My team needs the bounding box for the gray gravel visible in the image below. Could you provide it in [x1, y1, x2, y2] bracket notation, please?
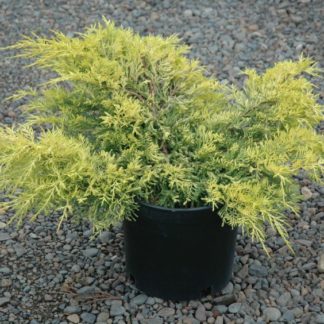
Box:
[0, 0, 323, 323]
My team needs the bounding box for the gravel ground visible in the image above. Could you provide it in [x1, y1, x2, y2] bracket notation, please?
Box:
[0, 0, 323, 323]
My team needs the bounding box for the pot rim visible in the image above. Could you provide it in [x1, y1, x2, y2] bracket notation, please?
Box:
[138, 200, 213, 213]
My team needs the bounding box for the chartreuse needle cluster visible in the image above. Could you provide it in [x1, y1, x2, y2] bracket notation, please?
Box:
[0, 19, 323, 251]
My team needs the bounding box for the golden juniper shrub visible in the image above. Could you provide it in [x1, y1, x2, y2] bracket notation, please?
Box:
[1, 19, 323, 250]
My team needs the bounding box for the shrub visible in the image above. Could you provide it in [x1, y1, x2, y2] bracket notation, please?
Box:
[1, 19, 323, 251]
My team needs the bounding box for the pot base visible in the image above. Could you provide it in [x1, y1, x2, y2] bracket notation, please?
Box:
[126, 271, 230, 301]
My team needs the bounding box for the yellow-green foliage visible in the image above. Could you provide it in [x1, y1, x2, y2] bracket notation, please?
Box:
[1, 20, 323, 250]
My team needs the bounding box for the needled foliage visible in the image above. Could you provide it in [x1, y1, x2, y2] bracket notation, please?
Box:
[1, 20, 323, 251]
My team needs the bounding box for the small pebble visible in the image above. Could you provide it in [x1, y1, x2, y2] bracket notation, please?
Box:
[318, 253, 324, 273]
[195, 305, 206, 321]
[71, 264, 81, 273]
[0, 233, 10, 241]
[158, 307, 175, 317]
[64, 306, 82, 314]
[131, 294, 147, 305]
[228, 303, 241, 314]
[82, 248, 99, 258]
[0, 297, 10, 306]
[80, 312, 96, 323]
[110, 301, 126, 316]
[96, 312, 109, 322]
[67, 314, 80, 323]
[0, 221, 6, 229]
[301, 186, 313, 200]
[263, 307, 281, 321]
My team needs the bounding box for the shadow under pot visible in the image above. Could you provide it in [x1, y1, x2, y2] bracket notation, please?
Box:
[123, 201, 238, 301]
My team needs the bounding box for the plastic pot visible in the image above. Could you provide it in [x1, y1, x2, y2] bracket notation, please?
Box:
[123, 201, 237, 300]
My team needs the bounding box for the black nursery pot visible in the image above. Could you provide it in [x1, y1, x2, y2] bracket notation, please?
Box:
[123, 202, 237, 301]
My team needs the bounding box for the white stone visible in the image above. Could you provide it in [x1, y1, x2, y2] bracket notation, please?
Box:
[301, 186, 313, 200]
[184, 9, 193, 17]
[195, 305, 206, 321]
[67, 314, 80, 323]
[318, 253, 324, 273]
[263, 307, 281, 321]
